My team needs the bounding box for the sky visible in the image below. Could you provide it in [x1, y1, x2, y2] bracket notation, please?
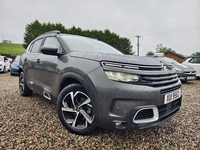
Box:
[0, 0, 200, 56]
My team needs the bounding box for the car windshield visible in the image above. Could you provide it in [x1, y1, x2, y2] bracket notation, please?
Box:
[0, 56, 4, 61]
[62, 35, 123, 55]
[156, 57, 178, 64]
[14, 56, 20, 62]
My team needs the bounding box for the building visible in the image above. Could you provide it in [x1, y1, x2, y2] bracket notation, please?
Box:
[154, 51, 186, 63]
[163, 51, 185, 63]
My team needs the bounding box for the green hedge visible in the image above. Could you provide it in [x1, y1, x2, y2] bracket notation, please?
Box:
[0, 43, 25, 56]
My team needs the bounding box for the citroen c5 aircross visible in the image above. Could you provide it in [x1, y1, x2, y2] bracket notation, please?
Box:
[19, 31, 182, 135]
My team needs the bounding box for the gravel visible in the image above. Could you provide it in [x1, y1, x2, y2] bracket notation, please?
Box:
[0, 72, 200, 149]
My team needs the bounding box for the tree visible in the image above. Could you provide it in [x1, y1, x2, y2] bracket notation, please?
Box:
[2, 40, 12, 43]
[156, 44, 175, 53]
[146, 51, 154, 56]
[23, 20, 133, 54]
[192, 52, 200, 56]
[23, 20, 43, 48]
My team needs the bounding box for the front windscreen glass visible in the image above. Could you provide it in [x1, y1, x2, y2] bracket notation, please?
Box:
[14, 56, 20, 62]
[0, 57, 4, 61]
[62, 35, 123, 55]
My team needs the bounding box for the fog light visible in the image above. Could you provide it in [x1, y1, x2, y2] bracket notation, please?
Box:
[115, 122, 121, 126]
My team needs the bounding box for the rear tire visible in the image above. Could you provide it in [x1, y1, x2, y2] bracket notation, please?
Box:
[19, 72, 33, 96]
[57, 84, 97, 135]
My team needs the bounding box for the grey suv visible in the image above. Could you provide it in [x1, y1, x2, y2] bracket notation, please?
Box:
[152, 56, 196, 82]
[19, 31, 182, 135]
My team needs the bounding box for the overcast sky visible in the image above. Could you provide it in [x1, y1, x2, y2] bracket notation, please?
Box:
[0, 0, 200, 56]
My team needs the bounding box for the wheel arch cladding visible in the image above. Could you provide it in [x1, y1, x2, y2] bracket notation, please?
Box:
[59, 72, 99, 116]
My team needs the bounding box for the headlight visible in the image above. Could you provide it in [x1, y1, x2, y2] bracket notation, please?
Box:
[105, 71, 140, 83]
[174, 67, 183, 72]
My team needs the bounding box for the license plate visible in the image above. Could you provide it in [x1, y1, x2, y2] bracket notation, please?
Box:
[164, 89, 181, 104]
[187, 76, 195, 80]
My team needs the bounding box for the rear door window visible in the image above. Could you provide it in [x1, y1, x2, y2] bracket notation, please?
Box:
[30, 38, 43, 53]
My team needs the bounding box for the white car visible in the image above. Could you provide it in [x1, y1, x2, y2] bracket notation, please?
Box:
[182, 56, 200, 77]
[0, 56, 11, 73]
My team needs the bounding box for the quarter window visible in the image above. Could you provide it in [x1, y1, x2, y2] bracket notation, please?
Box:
[27, 43, 33, 52]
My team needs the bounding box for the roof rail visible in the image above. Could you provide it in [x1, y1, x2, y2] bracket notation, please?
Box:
[39, 30, 61, 36]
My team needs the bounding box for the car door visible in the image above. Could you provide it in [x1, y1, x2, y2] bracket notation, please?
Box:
[22, 38, 44, 90]
[188, 57, 200, 77]
[4, 57, 10, 71]
[35, 36, 62, 96]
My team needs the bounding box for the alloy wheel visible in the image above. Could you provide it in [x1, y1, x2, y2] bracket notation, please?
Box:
[61, 91, 94, 129]
[19, 73, 25, 94]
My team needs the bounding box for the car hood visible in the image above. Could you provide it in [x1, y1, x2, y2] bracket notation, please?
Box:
[70, 52, 161, 66]
[173, 63, 195, 71]
[12, 61, 19, 66]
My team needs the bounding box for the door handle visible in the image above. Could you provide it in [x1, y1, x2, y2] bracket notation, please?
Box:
[24, 58, 28, 62]
[36, 59, 40, 63]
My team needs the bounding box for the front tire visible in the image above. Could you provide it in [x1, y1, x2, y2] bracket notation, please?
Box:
[57, 84, 97, 135]
[19, 72, 33, 96]
[3, 66, 6, 73]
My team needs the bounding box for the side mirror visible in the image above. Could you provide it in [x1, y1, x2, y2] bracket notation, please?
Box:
[40, 45, 58, 56]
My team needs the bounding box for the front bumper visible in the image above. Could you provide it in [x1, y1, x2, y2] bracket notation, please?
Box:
[87, 68, 182, 130]
[177, 72, 196, 82]
[10, 67, 19, 75]
[95, 98, 181, 130]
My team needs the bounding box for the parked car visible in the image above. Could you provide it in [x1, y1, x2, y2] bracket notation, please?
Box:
[19, 31, 182, 135]
[182, 56, 200, 78]
[0, 56, 10, 73]
[10, 55, 20, 76]
[152, 56, 196, 82]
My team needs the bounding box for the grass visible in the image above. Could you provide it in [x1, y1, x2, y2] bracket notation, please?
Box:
[0, 43, 25, 56]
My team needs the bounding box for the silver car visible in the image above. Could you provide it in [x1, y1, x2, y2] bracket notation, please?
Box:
[152, 56, 196, 82]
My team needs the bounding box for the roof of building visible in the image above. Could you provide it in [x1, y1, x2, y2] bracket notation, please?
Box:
[164, 51, 185, 59]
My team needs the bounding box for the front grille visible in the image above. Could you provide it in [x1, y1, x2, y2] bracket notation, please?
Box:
[184, 71, 196, 75]
[135, 109, 154, 120]
[160, 85, 181, 94]
[101, 61, 162, 71]
[102, 61, 179, 87]
[139, 74, 179, 87]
